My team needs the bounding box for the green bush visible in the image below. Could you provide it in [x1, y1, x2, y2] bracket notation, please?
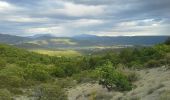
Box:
[24, 64, 50, 81]
[51, 66, 65, 77]
[0, 75, 24, 88]
[98, 62, 132, 91]
[0, 65, 25, 78]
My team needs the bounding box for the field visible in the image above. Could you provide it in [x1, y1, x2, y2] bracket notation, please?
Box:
[31, 49, 82, 57]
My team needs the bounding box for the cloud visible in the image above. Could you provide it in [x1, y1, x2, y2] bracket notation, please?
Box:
[0, 15, 49, 23]
[0, 1, 20, 12]
[58, 2, 106, 17]
[0, 0, 170, 36]
[66, 19, 106, 27]
[26, 26, 65, 35]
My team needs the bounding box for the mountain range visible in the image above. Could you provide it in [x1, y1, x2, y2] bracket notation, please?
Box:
[0, 33, 169, 49]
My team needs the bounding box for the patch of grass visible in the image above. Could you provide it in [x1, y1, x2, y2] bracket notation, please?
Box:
[31, 49, 81, 57]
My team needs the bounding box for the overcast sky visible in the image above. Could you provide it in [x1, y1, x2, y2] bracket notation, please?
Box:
[0, 0, 170, 36]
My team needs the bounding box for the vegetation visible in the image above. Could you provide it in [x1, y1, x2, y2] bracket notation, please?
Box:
[33, 84, 67, 100]
[164, 37, 170, 45]
[0, 38, 170, 99]
[0, 89, 12, 100]
[98, 62, 132, 91]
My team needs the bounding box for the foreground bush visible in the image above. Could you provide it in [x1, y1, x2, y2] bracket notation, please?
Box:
[98, 62, 132, 91]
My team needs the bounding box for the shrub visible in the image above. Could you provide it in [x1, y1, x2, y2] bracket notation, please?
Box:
[0, 89, 12, 100]
[129, 61, 143, 69]
[0, 59, 6, 68]
[127, 72, 139, 82]
[0, 75, 24, 88]
[0, 65, 25, 78]
[51, 66, 65, 77]
[165, 54, 170, 65]
[98, 62, 132, 91]
[164, 37, 170, 45]
[33, 84, 67, 100]
[72, 70, 99, 83]
[145, 60, 161, 68]
[24, 64, 50, 81]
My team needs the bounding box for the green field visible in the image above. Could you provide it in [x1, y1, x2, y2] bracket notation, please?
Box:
[31, 49, 82, 57]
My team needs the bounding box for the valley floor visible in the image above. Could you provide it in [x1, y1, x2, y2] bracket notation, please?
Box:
[68, 66, 170, 100]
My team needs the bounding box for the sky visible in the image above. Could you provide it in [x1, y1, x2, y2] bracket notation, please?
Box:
[0, 0, 170, 36]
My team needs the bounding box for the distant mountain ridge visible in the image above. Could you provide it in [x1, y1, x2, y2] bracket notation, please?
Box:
[0, 33, 169, 49]
[73, 34, 98, 38]
[0, 33, 30, 44]
[28, 34, 57, 40]
[72, 35, 169, 45]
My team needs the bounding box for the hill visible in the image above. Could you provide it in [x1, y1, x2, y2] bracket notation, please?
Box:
[0, 34, 169, 50]
[0, 42, 170, 99]
[0, 33, 30, 44]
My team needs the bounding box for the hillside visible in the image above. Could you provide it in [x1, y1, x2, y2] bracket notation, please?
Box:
[0, 34, 30, 44]
[0, 39, 170, 100]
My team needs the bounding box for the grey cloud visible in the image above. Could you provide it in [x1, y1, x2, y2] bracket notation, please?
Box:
[0, 0, 169, 36]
